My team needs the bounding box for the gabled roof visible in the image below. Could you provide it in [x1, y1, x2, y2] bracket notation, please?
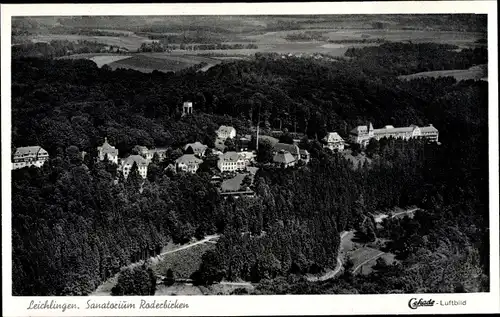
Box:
[323, 132, 344, 143]
[273, 143, 300, 155]
[175, 154, 203, 165]
[98, 137, 118, 155]
[185, 142, 208, 152]
[219, 151, 244, 162]
[273, 151, 296, 164]
[122, 155, 149, 167]
[14, 146, 46, 157]
[217, 125, 236, 134]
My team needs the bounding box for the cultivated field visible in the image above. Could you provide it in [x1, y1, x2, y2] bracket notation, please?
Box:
[399, 64, 488, 82]
[89, 55, 132, 67]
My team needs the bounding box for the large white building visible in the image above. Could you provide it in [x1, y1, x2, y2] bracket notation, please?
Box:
[119, 155, 149, 179]
[175, 154, 203, 174]
[349, 123, 439, 147]
[216, 125, 237, 140]
[97, 137, 119, 164]
[12, 146, 49, 170]
[323, 132, 345, 151]
[217, 151, 247, 172]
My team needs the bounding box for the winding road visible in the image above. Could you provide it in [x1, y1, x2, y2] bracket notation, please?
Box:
[306, 231, 350, 282]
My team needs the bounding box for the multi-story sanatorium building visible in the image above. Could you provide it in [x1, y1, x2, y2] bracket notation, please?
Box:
[349, 123, 439, 147]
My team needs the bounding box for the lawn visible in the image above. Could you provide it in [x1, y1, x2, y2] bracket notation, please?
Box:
[108, 54, 197, 73]
[221, 173, 247, 192]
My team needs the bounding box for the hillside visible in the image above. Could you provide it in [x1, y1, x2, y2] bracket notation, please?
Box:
[11, 40, 489, 295]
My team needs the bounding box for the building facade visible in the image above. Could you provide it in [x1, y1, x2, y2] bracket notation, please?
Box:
[349, 123, 439, 146]
[97, 137, 119, 164]
[175, 154, 203, 174]
[12, 146, 49, 170]
[182, 101, 193, 117]
[323, 132, 345, 151]
[217, 151, 246, 172]
[120, 155, 149, 179]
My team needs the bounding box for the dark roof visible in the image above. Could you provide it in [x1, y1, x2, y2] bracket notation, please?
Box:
[273, 143, 300, 155]
[273, 151, 296, 164]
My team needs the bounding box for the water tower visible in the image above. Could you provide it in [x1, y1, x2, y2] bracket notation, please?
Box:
[182, 101, 193, 117]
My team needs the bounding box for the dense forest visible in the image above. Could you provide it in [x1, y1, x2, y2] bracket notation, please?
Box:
[11, 41, 489, 295]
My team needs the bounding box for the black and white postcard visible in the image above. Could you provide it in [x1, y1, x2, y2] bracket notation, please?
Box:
[1, 1, 498, 316]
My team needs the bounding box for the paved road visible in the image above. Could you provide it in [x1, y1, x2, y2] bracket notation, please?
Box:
[155, 235, 220, 258]
[307, 231, 350, 282]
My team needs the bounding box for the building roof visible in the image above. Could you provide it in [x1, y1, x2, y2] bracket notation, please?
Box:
[136, 145, 149, 152]
[350, 123, 374, 136]
[273, 143, 300, 155]
[323, 132, 344, 143]
[98, 137, 118, 155]
[122, 155, 149, 167]
[14, 146, 46, 157]
[273, 151, 296, 164]
[299, 149, 309, 155]
[420, 125, 439, 133]
[184, 142, 208, 152]
[217, 125, 236, 134]
[219, 151, 244, 162]
[175, 154, 203, 165]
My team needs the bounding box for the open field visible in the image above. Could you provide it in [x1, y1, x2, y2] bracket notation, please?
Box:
[399, 64, 488, 82]
[353, 251, 396, 276]
[89, 55, 132, 67]
[154, 241, 216, 278]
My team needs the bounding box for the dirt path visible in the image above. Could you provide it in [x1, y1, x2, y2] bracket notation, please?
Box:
[391, 208, 418, 219]
[307, 231, 350, 282]
[352, 251, 385, 273]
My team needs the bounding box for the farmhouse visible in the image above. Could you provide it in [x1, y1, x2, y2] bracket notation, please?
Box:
[97, 137, 119, 164]
[349, 123, 439, 147]
[217, 151, 247, 172]
[119, 155, 149, 179]
[175, 154, 203, 174]
[12, 146, 49, 170]
[184, 142, 208, 157]
[323, 132, 345, 151]
[273, 150, 296, 168]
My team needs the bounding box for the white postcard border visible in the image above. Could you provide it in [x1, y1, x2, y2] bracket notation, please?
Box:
[2, 1, 499, 316]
